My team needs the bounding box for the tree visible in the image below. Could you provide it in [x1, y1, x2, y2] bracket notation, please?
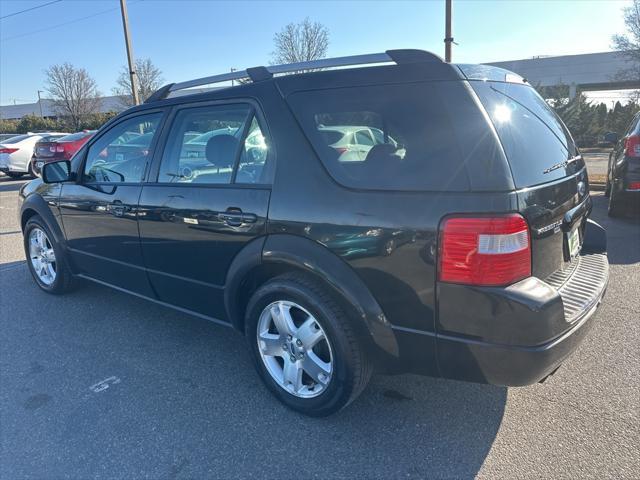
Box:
[612, 0, 640, 98]
[113, 58, 163, 107]
[44, 63, 102, 130]
[272, 18, 329, 65]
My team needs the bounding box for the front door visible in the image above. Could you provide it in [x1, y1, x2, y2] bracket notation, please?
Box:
[138, 102, 272, 320]
[59, 111, 165, 296]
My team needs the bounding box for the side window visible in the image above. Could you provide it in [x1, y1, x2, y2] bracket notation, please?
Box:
[84, 113, 162, 183]
[355, 130, 374, 146]
[236, 116, 270, 184]
[158, 104, 252, 184]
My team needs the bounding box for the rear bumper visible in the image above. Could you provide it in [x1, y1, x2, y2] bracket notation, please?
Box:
[433, 219, 609, 386]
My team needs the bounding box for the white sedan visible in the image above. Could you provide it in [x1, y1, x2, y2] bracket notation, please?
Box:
[0, 132, 68, 178]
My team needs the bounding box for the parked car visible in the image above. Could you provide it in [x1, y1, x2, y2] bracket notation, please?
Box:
[0, 132, 68, 178]
[31, 130, 96, 176]
[605, 113, 640, 216]
[318, 126, 399, 162]
[19, 50, 609, 416]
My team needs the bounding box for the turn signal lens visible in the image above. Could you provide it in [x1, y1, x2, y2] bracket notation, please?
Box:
[439, 214, 531, 286]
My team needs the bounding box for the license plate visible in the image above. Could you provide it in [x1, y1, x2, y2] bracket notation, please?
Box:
[568, 227, 581, 258]
[36, 161, 44, 169]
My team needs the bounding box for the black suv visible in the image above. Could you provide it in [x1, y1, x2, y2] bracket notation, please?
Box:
[20, 50, 609, 416]
[605, 112, 640, 216]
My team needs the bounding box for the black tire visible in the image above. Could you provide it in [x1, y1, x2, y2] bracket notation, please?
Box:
[28, 159, 39, 178]
[23, 215, 77, 294]
[607, 186, 625, 218]
[604, 175, 611, 197]
[245, 272, 372, 417]
[5, 171, 24, 179]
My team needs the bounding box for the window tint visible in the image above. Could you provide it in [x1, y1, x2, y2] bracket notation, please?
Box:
[470, 81, 582, 188]
[236, 116, 271, 184]
[158, 104, 252, 184]
[84, 113, 161, 183]
[58, 131, 94, 142]
[40, 134, 66, 142]
[287, 82, 470, 191]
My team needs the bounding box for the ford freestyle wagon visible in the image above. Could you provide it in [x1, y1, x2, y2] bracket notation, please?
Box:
[19, 50, 609, 416]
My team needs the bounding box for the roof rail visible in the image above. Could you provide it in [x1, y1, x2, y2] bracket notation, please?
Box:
[145, 49, 443, 103]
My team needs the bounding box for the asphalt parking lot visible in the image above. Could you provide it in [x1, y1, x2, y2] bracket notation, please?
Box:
[0, 175, 638, 479]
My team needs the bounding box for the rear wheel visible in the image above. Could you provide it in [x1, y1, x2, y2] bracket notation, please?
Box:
[24, 216, 76, 294]
[245, 273, 372, 416]
[29, 159, 39, 178]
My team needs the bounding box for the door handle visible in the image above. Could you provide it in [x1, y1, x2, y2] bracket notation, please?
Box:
[219, 208, 257, 226]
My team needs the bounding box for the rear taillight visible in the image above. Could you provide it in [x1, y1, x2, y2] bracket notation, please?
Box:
[628, 181, 640, 191]
[0, 148, 18, 154]
[439, 214, 531, 286]
[625, 135, 640, 158]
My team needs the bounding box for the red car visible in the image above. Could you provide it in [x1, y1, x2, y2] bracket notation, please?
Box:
[31, 130, 96, 176]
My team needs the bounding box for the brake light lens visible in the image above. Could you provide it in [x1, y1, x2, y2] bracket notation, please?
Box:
[439, 214, 531, 286]
[0, 148, 18, 154]
[628, 181, 640, 191]
[625, 135, 640, 158]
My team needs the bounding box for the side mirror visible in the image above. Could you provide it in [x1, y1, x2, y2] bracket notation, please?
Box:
[604, 132, 618, 144]
[42, 160, 73, 183]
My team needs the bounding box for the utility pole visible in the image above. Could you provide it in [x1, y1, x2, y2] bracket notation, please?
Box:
[444, 0, 453, 63]
[119, 0, 140, 105]
[37, 90, 44, 117]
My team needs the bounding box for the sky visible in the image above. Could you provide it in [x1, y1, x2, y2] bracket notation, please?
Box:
[0, 0, 633, 106]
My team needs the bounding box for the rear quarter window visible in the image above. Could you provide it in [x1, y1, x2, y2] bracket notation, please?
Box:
[286, 82, 473, 191]
[470, 81, 582, 188]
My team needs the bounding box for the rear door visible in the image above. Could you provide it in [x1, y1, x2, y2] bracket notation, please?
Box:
[138, 101, 273, 320]
[469, 80, 589, 278]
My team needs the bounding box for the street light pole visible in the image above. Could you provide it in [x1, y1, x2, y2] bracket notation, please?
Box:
[119, 0, 140, 105]
[444, 0, 453, 63]
[37, 90, 44, 117]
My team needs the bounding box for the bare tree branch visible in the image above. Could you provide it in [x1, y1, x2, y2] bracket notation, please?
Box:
[44, 63, 102, 130]
[112, 57, 164, 107]
[271, 18, 329, 67]
[611, 0, 640, 93]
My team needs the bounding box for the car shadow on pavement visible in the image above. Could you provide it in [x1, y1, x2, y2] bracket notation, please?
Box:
[0, 177, 28, 193]
[0, 264, 506, 480]
[589, 193, 640, 265]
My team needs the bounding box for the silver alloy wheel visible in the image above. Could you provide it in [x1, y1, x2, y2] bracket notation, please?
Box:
[257, 300, 333, 398]
[29, 227, 56, 286]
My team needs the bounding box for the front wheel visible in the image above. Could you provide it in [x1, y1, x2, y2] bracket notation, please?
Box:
[245, 273, 372, 416]
[23, 215, 77, 294]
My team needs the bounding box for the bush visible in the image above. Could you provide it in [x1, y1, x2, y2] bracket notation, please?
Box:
[0, 119, 19, 134]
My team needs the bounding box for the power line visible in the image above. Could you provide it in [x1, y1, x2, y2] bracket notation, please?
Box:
[0, 0, 62, 20]
[0, 5, 123, 42]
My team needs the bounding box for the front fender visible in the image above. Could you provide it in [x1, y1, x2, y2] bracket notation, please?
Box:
[20, 183, 65, 248]
[261, 234, 399, 358]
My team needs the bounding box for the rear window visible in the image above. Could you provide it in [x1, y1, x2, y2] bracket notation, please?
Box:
[287, 82, 471, 191]
[58, 131, 93, 142]
[470, 81, 582, 188]
[1, 134, 30, 144]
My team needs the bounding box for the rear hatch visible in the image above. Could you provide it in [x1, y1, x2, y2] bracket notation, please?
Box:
[467, 73, 589, 279]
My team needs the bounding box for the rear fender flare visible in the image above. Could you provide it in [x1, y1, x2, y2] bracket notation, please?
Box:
[225, 234, 399, 358]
